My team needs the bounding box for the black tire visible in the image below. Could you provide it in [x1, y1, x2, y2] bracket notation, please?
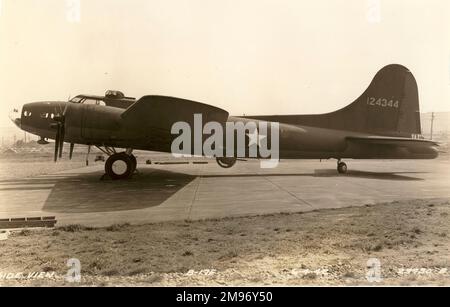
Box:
[337, 162, 348, 174]
[105, 153, 134, 180]
[216, 157, 237, 168]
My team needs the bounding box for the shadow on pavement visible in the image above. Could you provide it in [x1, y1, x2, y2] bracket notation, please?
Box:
[40, 169, 196, 213]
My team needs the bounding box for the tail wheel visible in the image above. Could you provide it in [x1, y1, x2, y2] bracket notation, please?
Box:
[337, 162, 348, 174]
[105, 153, 134, 180]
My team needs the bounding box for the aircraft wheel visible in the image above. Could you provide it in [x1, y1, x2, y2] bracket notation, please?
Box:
[337, 162, 348, 174]
[105, 153, 134, 180]
[216, 157, 237, 168]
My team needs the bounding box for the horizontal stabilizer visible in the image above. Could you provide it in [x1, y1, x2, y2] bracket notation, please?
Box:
[347, 136, 439, 146]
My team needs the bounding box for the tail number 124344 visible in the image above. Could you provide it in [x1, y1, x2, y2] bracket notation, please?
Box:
[367, 97, 399, 108]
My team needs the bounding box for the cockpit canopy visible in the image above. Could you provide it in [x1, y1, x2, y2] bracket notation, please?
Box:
[70, 90, 136, 109]
[105, 90, 125, 99]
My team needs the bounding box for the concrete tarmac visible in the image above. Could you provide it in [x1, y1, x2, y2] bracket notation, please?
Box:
[0, 159, 449, 227]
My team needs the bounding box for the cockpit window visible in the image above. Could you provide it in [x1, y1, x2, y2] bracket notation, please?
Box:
[70, 97, 84, 103]
[84, 98, 106, 106]
[70, 96, 106, 106]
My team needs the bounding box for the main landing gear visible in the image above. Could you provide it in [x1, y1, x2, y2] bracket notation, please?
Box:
[105, 152, 137, 180]
[95, 146, 137, 180]
[337, 159, 348, 174]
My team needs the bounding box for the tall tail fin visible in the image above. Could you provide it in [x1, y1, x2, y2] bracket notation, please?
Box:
[334, 64, 422, 136]
[247, 64, 422, 137]
[302, 64, 422, 136]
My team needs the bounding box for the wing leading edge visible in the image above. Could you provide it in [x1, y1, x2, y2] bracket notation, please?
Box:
[121, 95, 229, 131]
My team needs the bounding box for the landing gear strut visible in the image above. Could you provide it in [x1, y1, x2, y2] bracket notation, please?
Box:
[337, 159, 347, 174]
[129, 154, 137, 174]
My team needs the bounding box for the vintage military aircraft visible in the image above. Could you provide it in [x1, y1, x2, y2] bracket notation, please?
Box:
[9, 64, 438, 179]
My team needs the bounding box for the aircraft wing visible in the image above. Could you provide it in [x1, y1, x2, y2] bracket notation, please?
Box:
[121, 95, 229, 131]
[346, 136, 439, 146]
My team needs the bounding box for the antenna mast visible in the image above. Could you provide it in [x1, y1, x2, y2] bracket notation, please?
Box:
[430, 112, 435, 140]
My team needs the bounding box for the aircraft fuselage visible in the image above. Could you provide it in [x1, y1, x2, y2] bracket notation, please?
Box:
[15, 100, 438, 160]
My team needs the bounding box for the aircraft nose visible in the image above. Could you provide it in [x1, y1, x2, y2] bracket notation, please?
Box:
[9, 105, 22, 128]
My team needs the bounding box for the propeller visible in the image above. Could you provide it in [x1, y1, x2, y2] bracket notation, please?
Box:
[51, 103, 73, 162]
[69, 143, 75, 160]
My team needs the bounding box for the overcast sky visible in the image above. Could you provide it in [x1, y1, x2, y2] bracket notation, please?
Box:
[0, 0, 449, 128]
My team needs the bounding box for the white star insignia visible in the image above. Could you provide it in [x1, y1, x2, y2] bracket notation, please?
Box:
[247, 129, 267, 147]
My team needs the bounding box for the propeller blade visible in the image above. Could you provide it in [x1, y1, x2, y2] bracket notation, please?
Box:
[58, 124, 65, 158]
[54, 124, 60, 162]
[69, 143, 74, 160]
[62, 103, 70, 116]
[52, 103, 70, 162]
[86, 145, 91, 166]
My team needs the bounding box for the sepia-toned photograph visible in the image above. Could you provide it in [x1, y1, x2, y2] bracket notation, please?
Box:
[0, 0, 449, 292]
